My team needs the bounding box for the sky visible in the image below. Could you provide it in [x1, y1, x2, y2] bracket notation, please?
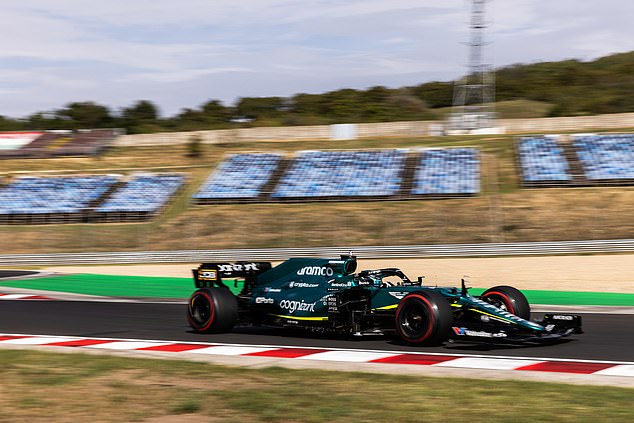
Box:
[0, 0, 632, 118]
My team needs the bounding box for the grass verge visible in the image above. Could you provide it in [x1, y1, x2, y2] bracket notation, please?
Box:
[0, 350, 631, 422]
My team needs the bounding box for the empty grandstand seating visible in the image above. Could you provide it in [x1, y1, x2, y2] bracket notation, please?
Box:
[272, 149, 407, 199]
[0, 175, 119, 223]
[194, 153, 282, 201]
[411, 148, 480, 195]
[573, 134, 634, 182]
[517, 136, 572, 185]
[54, 129, 117, 156]
[94, 173, 185, 221]
[0, 129, 117, 159]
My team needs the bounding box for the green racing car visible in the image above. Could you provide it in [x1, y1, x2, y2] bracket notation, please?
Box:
[186, 254, 582, 345]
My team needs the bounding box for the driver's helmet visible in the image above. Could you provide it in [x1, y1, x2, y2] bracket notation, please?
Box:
[358, 274, 380, 287]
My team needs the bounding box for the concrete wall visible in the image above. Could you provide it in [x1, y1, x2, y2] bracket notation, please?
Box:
[113, 112, 634, 147]
[499, 112, 634, 133]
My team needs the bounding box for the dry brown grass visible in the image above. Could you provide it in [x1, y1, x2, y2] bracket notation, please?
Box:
[1, 350, 633, 423]
[0, 136, 632, 253]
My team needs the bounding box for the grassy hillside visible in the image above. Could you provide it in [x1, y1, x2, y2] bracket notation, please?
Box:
[1, 133, 633, 253]
[434, 100, 554, 120]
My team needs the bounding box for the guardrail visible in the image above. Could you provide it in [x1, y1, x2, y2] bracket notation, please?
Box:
[1, 239, 633, 266]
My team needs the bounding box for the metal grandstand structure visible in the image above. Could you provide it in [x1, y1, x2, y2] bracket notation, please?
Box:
[449, 0, 496, 132]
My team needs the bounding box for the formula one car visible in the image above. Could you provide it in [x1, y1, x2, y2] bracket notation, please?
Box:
[186, 255, 582, 345]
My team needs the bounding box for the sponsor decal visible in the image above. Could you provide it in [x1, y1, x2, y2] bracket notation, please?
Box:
[388, 292, 407, 300]
[551, 315, 574, 321]
[471, 297, 539, 327]
[255, 297, 274, 304]
[545, 324, 555, 332]
[218, 263, 259, 273]
[264, 287, 281, 293]
[327, 295, 339, 312]
[289, 281, 320, 288]
[279, 299, 315, 314]
[198, 270, 217, 280]
[296, 266, 334, 277]
[318, 294, 334, 306]
[329, 281, 354, 288]
[452, 327, 507, 338]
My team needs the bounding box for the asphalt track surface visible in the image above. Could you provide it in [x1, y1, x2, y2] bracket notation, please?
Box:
[1, 300, 633, 362]
[0, 270, 39, 278]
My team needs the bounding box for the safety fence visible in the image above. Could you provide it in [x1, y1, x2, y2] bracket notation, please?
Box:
[1, 239, 633, 265]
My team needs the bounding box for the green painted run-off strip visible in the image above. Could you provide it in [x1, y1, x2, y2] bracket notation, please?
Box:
[1, 274, 634, 306]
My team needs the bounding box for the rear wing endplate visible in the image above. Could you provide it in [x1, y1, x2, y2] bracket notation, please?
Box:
[193, 261, 272, 289]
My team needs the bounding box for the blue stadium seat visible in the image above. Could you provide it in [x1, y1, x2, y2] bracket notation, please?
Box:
[0, 175, 119, 215]
[573, 134, 634, 180]
[412, 148, 480, 195]
[96, 173, 184, 213]
[194, 153, 282, 199]
[517, 136, 572, 183]
[272, 149, 407, 198]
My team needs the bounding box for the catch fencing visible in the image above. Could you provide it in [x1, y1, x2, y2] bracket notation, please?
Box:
[1, 239, 633, 265]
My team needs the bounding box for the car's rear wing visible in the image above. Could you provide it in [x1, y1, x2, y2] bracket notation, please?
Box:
[193, 262, 273, 290]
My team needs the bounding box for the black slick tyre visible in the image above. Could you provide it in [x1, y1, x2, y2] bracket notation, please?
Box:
[481, 285, 531, 320]
[395, 290, 452, 346]
[187, 287, 238, 333]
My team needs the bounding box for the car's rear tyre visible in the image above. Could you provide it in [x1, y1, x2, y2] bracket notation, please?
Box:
[481, 285, 530, 320]
[187, 287, 238, 333]
[395, 290, 452, 346]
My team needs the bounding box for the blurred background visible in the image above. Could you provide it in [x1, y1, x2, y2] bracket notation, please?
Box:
[0, 0, 633, 254]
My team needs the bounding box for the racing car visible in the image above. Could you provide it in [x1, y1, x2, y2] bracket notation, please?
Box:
[186, 254, 582, 345]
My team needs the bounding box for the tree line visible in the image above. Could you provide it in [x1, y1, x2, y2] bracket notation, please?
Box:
[1, 51, 633, 134]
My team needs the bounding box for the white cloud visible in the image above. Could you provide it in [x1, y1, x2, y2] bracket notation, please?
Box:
[0, 1, 632, 117]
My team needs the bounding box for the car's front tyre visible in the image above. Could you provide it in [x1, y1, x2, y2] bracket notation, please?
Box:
[481, 285, 530, 320]
[395, 290, 452, 346]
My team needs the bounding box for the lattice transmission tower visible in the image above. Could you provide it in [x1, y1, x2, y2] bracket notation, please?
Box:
[449, 0, 495, 132]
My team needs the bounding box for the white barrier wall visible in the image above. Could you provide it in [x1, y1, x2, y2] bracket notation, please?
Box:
[113, 112, 634, 147]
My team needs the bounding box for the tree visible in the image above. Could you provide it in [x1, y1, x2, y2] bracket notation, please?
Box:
[201, 100, 230, 124]
[186, 134, 203, 157]
[57, 101, 113, 129]
[120, 100, 160, 133]
[235, 97, 284, 120]
[0, 115, 23, 131]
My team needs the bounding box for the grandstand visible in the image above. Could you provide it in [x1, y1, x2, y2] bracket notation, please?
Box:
[0, 172, 185, 224]
[572, 134, 634, 184]
[272, 149, 408, 200]
[516, 136, 573, 187]
[411, 148, 480, 195]
[193, 153, 283, 203]
[0, 132, 42, 152]
[0, 129, 118, 159]
[193, 148, 481, 204]
[93, 173, 186, 222]
[0, 175, 119, 224]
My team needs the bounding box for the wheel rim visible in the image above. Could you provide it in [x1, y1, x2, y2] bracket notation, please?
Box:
[190, 294, 212, 327]
[398, 300, 430, 340]
[483, 292, 514, 314]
